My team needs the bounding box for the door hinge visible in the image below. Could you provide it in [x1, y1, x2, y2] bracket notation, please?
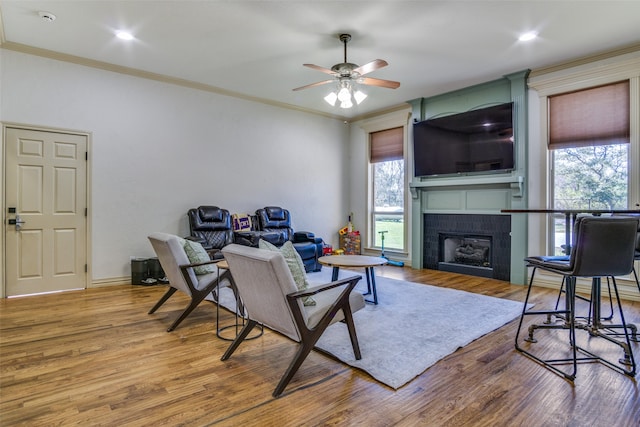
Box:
[85, 152, 88, 161]
[85, 208, 88, 217]
[85, 264, 88, 273]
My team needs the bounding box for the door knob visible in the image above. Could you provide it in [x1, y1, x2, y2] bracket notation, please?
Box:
[8, 215, 26, 230]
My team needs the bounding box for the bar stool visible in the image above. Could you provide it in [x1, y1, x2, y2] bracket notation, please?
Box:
[515, 216, 639, 379]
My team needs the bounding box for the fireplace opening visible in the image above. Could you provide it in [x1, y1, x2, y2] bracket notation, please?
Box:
[438, 233, 493, 278]
[423, 214, 510, 281]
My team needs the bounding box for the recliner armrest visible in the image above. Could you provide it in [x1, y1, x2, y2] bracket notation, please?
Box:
[293, 231, 320, 243]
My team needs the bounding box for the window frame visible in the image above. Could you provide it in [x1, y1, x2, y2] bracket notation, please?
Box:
[547, 80, 633, 254]
[360, 111, 411, 257]
[528, 51, 640, 298]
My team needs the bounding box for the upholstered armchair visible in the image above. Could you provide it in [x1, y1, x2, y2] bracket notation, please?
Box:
[187, 206, 234, 259]
[220, 243, 364, 397]
[148, 232, 232, 332]
[255, 206, 323, 272]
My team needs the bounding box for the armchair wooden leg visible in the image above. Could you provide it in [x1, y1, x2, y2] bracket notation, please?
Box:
[273, 310, 361, 398]
[273, 340, 317, 398]
[167, 298, 201, 332]
[148, 287, 177, 314]
[342, 305, 361, 360]
[221, 319, 259, 361]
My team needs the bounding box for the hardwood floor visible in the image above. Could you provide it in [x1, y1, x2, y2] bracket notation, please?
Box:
[1, 268, 639, 426]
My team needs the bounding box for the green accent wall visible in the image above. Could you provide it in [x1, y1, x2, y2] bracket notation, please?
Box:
[408, 70, 530, 284]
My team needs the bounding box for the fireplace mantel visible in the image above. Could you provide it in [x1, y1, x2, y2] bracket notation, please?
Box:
[410, 174, 525, 199]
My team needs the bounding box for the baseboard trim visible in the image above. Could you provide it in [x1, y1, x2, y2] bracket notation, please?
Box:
[90, 277, 131, 288]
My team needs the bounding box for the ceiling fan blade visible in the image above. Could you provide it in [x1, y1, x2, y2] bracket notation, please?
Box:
[292, 79, 335, 91]
[360, 77, 400, 89]
[303, 64, 337, 75]
[353, 59, 388, 76]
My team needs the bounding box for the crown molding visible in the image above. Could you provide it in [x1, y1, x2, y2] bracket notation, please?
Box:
[0, 41, 348, 121]
[530, 42, 640, 78]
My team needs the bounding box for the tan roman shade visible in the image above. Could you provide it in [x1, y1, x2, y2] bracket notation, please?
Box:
[370, 126, 403, 163]
[548, 80, 630, 149]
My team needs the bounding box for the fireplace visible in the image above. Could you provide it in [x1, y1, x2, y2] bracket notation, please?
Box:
[424, 214, 511, 281]
[439, 233, 493, 278]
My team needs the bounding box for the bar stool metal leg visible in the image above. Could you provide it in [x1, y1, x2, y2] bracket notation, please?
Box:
[574, 277, 636, 377]
[515, 268, 577, 380]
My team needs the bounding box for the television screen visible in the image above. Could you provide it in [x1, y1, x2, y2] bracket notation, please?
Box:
[413, 102, 514, 177]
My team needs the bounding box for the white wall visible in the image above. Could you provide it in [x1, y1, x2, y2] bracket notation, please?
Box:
[1, 49, 350, 282]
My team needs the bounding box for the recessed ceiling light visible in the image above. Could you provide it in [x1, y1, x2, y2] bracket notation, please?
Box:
[38, 11, 56, 22]
[116, 31, 134, 41]
[518, 31, 538, 42]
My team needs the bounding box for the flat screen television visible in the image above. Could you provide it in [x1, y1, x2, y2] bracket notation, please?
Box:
[413, 102, 515, 177]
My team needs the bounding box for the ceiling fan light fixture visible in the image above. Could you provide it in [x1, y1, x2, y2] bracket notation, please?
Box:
[337, 86, 352, 102]
[324, 92, 338, 106]
[354, 90, 367, 105]
[340, 99, 353, 109]
[325, 82, 367, 109]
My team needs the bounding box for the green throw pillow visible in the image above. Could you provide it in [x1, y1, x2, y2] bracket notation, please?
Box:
[183, 239, 215, 275]
[258, 239, 316, 306]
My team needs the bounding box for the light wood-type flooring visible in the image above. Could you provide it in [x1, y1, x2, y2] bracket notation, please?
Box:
[1, 267, 639, 426]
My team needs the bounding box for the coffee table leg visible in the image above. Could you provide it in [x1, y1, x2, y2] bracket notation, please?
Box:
[364, 268, 372, 295]
[364, 267, 378, 305]
[331, 266, 340, 281]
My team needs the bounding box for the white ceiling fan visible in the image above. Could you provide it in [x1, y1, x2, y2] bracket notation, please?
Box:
[293, 34, 400, 108]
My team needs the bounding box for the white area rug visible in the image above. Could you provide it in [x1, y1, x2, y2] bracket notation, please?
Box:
[218, 268, 525, 390]
[309, 268, 525, 389]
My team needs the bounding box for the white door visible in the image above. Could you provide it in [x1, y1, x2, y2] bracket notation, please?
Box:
[4, 127, 88, 296]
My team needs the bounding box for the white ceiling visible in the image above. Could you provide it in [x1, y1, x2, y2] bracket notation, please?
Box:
[2, 1, 640, 120]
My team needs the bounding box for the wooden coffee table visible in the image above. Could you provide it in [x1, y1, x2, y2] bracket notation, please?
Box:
[318, 255, 388, 304]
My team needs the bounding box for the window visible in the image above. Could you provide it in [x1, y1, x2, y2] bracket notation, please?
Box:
[549, 81, 631, 254]
[370, 127, 405, 251]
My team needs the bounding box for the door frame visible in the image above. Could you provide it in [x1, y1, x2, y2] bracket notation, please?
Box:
[1, 122, 92, 298]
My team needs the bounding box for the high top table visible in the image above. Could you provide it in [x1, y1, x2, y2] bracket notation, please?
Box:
[318, 255, 388, 304]
[501, 209, 640, 255]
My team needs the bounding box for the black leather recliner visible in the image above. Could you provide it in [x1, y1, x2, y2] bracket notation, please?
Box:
[187, 206, 234, 259]
[255, 206, 323, 272]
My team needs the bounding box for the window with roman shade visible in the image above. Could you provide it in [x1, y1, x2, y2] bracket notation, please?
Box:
[546, 79, 632, 254]
[548, 80, 630, 149]
[369, 126, 405, 252]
